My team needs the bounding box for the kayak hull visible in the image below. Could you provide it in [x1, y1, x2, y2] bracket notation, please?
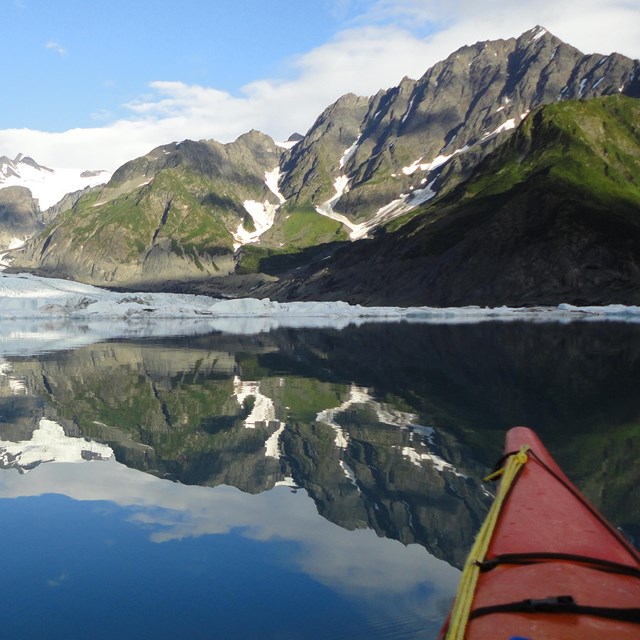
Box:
[440, 426, 640, 640]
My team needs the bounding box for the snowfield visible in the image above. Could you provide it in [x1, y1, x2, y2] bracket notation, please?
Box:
[0, 159, 111, 210]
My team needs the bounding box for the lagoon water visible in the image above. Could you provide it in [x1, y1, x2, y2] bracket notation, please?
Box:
[0, 319, 638, 639]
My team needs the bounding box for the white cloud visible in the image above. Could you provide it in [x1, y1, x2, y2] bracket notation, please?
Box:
[2, 2, 638, 171]
[45, 40, 67, 56]
[363, 0, 640, 59]
[0, 458, 461, 602]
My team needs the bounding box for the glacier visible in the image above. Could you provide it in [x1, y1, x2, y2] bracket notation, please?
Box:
[0, 154, 111, 210]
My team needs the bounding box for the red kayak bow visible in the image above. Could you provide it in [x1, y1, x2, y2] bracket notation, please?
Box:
[439, 426, 640, 639]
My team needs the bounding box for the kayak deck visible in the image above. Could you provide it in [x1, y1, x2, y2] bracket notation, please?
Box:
[440, 426, 640, 640]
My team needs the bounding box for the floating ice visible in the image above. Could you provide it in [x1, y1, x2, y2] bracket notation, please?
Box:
[0, 272, 639, 357]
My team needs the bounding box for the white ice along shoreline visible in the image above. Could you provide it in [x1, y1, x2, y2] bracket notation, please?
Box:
[1, 272, 640, 327]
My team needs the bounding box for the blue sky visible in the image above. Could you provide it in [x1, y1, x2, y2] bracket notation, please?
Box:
[3, 0, 639, 169]
[7, 0, 375, 131]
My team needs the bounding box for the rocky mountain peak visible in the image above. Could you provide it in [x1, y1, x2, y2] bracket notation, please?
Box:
[0, 154, 53, 180]
[228, 129, 282, 166]
[280, 26, 640, 227]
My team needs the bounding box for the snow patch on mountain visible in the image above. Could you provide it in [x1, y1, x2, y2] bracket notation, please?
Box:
[387, 111, 524, 228]
[579, 77, 588, 98]
[401, 145, 471, 176]
[315, 192, 366, 239]
[401, 97, 416, 124]
[0, 418, 113, 472]
[233, 166, 286, 249]
[265, 167, 286, 204]
[532, 26, 548, 41]
[315, 176, 356, 231]
[339, 138, 360, 169]
[233, 376, 280, 430]
[275, 140, 298, 149]
[233, 199, 279, 249]
[350, 179, 437, 241]
[482, 118, 517, 140]
[314, 138, 371, 238]
[0, 154, 111, 210]
[0, 238, 27, 267]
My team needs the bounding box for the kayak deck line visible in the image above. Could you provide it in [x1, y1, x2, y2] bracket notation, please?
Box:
[468, 594, 640, 624]
[439, 426, 640, 640]
[476, 551, 640, 578]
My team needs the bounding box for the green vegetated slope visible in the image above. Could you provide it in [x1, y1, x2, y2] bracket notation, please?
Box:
[459, 93, 640, 213]
[275, 95, 640, 306]
[236, 205, 348, 276]
[11, 129, 350, 287]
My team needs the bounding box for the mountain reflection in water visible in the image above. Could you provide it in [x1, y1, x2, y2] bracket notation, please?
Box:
[0, 320, 638, 638]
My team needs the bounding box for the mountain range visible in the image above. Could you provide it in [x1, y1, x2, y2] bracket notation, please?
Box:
[4, 26, 640, 306]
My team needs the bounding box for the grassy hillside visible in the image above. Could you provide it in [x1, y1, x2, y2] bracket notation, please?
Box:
[462, 94, 640, 205]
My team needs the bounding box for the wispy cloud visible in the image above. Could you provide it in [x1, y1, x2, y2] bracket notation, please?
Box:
[90, 109, 116, 122]
[47, 570, 69, 588]
[360, 0, 640, 57]
[45, 40, 67, 57]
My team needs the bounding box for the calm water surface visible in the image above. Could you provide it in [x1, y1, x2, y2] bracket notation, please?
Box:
[0, 321, 638, 639]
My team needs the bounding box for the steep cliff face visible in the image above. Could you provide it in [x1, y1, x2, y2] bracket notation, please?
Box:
[0, 186, 43, 248]
[279, 93, 371, 207]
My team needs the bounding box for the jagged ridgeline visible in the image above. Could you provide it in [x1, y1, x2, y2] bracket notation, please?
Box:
[11, 26, 640, 297]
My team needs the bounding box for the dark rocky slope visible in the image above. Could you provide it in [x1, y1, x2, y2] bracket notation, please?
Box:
[0, 186, 43, 247]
